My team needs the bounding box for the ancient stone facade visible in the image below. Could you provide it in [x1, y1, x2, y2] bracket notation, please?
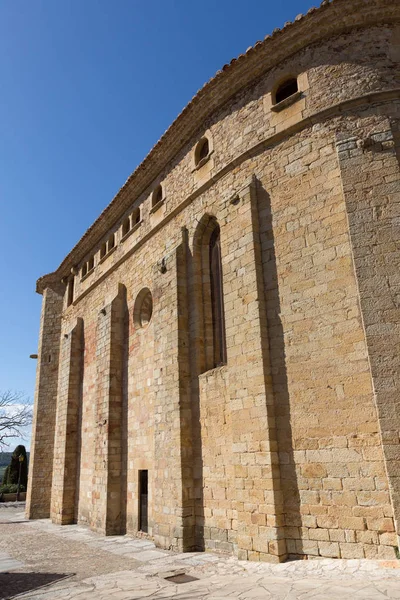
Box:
[27, 0, 400, 562]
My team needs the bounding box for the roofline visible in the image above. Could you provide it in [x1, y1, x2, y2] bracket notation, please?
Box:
[37, 0, 400, 293]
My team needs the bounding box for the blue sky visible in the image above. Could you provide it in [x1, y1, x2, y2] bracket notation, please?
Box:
[0, 0, 314, 448]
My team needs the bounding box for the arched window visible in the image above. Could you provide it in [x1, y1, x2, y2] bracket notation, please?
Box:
[193, 215, 227, 372]
[132, 207, 141, 225]
[209, 225, 226, 367]
[107, 233, 115, 252]
[274, 77, 298, 104]
[152, 185, 163, 208]
[194, 137, 210, 167]
[67, 276, 74, 307]
[122, 216, 130, 237]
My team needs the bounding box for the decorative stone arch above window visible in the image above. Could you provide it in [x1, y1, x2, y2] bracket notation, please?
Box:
[192, 131, 214, 171]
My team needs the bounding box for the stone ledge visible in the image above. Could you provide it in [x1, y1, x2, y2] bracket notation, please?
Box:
[271, 91, 303, 112]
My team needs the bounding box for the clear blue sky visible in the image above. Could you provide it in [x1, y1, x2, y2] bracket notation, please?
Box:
[0, 0, 314, 447]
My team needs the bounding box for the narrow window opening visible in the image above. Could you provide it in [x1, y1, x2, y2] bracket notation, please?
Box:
[132, 207, 141, 225]
[88, 256, 94, 271]
[152, 185, 163, 208]
[275, 78, 298, 104]
[122, 217, 130, 237]
[100, 243, 107, 259]
[209, 225, 227, 367]
[67, 277, 74, 307]
[198, 138, 209, 161]
[139, 470, 148, 533]
[81, 263, 87, 278]
[195, 137, 210, 166]
[107, 234, 115, 252]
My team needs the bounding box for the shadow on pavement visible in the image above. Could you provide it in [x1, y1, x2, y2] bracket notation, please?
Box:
[0, 572, 73, 599]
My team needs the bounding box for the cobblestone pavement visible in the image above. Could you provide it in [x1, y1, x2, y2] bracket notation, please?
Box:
[1, 505, 400, 599]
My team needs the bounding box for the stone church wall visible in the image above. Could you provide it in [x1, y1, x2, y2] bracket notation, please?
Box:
[28, 0, 400, 562]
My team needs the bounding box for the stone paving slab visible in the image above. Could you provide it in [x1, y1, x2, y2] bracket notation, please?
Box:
[130, 549, 171, 562]
[0, 556, 24, 573]
[1, 506, 400, 599]
[14, 570, 400, 600]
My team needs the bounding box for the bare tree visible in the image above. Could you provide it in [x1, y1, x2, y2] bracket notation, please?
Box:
[0, 391, 33, 449]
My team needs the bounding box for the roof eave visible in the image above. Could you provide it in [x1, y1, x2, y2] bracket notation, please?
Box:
[37, 0, 400, 293]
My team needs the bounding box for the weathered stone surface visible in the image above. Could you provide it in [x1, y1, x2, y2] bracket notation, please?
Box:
[28, 0, 400, 561]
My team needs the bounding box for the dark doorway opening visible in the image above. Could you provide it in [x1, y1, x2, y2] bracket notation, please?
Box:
[139, 470, 148, 533]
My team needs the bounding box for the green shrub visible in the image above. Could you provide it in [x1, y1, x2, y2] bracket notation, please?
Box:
[0, 483, 25, 494]
[2, 445, 28, 488]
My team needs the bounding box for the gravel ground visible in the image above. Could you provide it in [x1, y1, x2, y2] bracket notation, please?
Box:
[0, 504, 141, 598]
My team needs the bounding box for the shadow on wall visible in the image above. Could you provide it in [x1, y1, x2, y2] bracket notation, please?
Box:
[120, 291, 129, 535]
[74, 326, 85, 525]
[0, 572, 73, 600]
[257, 179, 302, 557]
[178, 227, 205, 552]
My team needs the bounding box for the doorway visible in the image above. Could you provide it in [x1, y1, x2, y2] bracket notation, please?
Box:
[139, 470, 148, 533]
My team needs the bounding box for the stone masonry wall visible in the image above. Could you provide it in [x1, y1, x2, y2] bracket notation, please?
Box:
[51, 318, 83, 525]
[198, 367, 235, 554]
[26, 283, 63, 519]
[91, 284, 125, 535]
[29, 14, 400, 562]
[337, 113, 400, 551]
[71, 26, 400, 301]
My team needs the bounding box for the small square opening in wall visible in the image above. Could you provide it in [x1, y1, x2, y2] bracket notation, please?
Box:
[165, 574, 199, 584]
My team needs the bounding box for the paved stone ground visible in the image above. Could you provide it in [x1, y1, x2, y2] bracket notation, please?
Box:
[1, 504, 400, 599]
